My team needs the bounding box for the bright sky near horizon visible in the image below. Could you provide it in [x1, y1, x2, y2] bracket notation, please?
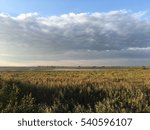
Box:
[0, 0, 150, 66]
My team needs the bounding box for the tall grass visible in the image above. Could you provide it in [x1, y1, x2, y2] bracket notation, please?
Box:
[0, 69, 150, 112]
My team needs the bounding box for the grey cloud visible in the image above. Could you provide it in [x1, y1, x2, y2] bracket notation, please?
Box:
[0, 11, 150, 63]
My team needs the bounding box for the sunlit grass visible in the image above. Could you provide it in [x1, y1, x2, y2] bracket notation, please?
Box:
[0, 68, 150, 112]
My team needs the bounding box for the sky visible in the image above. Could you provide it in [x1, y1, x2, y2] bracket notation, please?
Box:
[0, 0, 150, 66]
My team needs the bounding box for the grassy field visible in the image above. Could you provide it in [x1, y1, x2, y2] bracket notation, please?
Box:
[0, 68, 150, 112]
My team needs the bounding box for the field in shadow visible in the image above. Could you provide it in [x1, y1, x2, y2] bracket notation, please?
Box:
[0, 77, 150, 113]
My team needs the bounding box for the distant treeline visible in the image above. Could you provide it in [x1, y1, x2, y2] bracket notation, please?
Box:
[0, 66, 149, 72]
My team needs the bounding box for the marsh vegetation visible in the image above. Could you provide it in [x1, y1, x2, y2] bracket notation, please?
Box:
[0, 68, 150, 112]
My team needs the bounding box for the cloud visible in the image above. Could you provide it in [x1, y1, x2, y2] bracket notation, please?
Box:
[127, 47, 150, 51]
[0, 11, 150, 65]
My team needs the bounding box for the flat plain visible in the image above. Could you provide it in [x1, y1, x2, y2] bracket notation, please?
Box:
[0, 66, 150, 112]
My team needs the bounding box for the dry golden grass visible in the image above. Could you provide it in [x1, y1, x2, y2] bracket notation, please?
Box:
[0, 68, 150, 112]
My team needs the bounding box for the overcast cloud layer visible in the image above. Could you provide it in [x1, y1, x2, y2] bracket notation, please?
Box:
[0, 10, 150, 66]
